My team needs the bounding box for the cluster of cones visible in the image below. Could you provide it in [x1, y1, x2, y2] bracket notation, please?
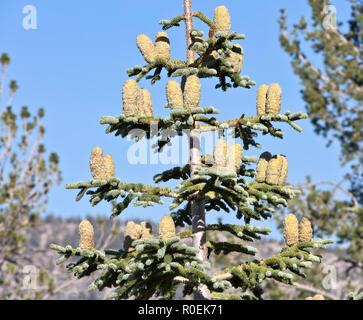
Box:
[166, 75, 201, 109]
[212, 140, 243, 174]
[256, 152, 288, 185]
[256, 83, 282, 115]
[89, 146, 115, 179]
[122, 80, 153, 117]
[283, 213, 312, 246]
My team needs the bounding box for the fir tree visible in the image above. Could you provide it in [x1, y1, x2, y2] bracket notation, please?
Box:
[51, 1, 334, 300]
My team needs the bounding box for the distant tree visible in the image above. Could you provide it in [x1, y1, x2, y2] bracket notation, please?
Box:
[0, 52, 62, 299]
[276, 0, 362, 298]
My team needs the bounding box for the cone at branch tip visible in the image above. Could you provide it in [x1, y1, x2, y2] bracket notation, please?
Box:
[122, 79, 139, 117]
[141, 88, 153, 117]
[227, 143, 243, 172]
[299, 217, 312, 242]
[159, 215, 175, 240]
[137, 34, 157, 63]
[278, 155, 288, 185]
[255, 151, 272, 183]
[283, 213, 299, 246]
[256, 84, 269, 115]
[213, 6, 231, 35]
[266, 83, 282, 114]
[79, 220, 94, 250]
[166, 80, 183, 108]
[183, 75, 201, 109]
[266, 154, 284, 185]
[213, 140, 228, 168]
[90, 146, 107, 179]
[104, 154, 115, 178]
[155, 32, 170, 60]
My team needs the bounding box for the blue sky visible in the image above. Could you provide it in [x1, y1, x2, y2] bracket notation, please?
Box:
[0, 1, 352, 240]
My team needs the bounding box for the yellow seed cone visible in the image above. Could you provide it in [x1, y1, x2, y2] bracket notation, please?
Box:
[226, 44, 243, 74]
[256, 84, 269, 115]
[166, 80, 183, 108]
[183, 75, 201, 109]
[155, 32, 170, 60]
[79, 220, 94, 250]
[299, 217, 312, 242]
[283, 213, 299, 246]
[213, 6, 231, 35]
[227, 143, 243, 172]
[104, 154, 115, 178]
[266, 83, 282, 114]
[159, 215, 175, 240]
[306, 297, 314, 300]
[124, 221, 142, 251]
[255, 151, 272, 183]
[141, 221, 153, 239]
[213, 140, 228, 168]
[278, 155, 288, 185]
[313, 295, 325, 300]
[90, 146, 107, 179]
[266, 154, 284, 185]
[136, 34, 157, 63]
[122, 79, 139, 117]
[141, 88, 153, 117]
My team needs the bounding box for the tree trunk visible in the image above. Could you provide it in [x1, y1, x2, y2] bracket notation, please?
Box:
[183, 0, 210, 300]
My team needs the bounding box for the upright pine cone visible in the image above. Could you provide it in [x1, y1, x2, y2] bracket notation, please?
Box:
[141, 221, 153, 239]
[141, 88, 153, 117]
[255, 151, 272, 183]
[79, 220, 94, 250]
[90, 146, 107, 179]
[183, 75, 201, 109]
[266, 154, 283, 185]
[256, 84, 269, 115]
[124, 221, 142, 251]
[227, 143, 243, 172]
[213, 6, 231, 35]
[283, 213, 299, 246]
[104, 154, 115, 178]
[136, 34, 157, 63]
[299, 217, 312, 242]
[166, 80, 183, 108]
[155, 32, 170, 60]
[266, 83, 282, 114]
[122, 79, 139, 117]
[159, 215, 175, 240]
[278, 155, 288, 185]
[213, 140, 228, 168]
[226, 44, 243, 74]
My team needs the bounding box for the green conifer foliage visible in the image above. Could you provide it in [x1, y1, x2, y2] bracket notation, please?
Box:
[51, 2, 334, 300]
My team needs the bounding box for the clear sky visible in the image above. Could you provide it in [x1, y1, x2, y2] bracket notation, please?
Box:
[0, 0, 352, 240]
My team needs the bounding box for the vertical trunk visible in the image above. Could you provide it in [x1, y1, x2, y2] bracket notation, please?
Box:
[183, 0, 210, 300]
